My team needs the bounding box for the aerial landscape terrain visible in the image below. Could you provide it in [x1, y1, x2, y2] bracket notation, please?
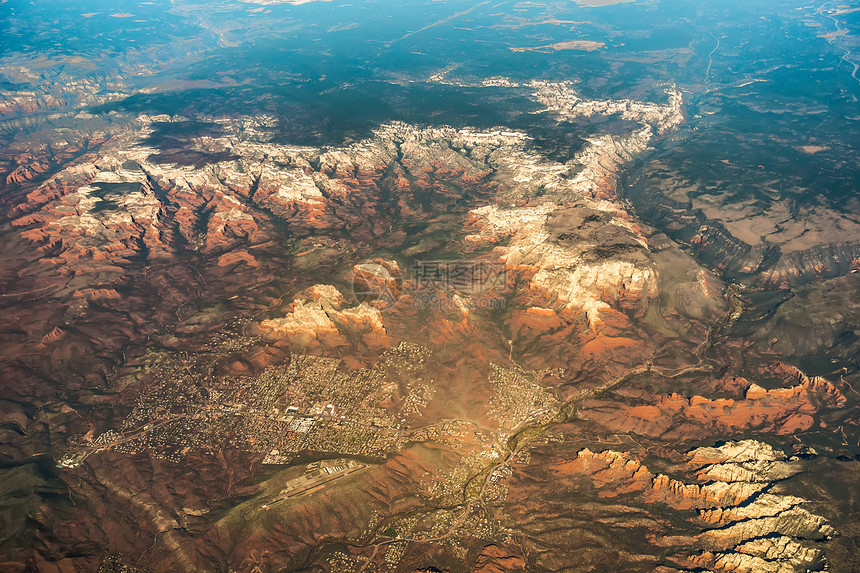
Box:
[0, 0, 859, 571]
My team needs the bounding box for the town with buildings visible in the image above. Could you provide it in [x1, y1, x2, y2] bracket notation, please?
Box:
[60, 352, 409, 469]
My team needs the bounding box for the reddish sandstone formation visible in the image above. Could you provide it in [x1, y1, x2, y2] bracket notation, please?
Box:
[580, 369, 846, 439]
[258, 285, 391, 349]
[552, 448, 763, 509]
[524, 441, 834, 573]
[471, 544, 527, 573]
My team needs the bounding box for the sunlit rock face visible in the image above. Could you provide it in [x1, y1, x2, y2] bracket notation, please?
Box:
[580, 367, 847, 438]
[258, 284, 391, 349]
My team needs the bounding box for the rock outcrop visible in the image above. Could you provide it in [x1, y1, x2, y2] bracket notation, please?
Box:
[580, 368, 846, 439]
[554, 440, 834, 573]
[259, 284, 391, 349]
